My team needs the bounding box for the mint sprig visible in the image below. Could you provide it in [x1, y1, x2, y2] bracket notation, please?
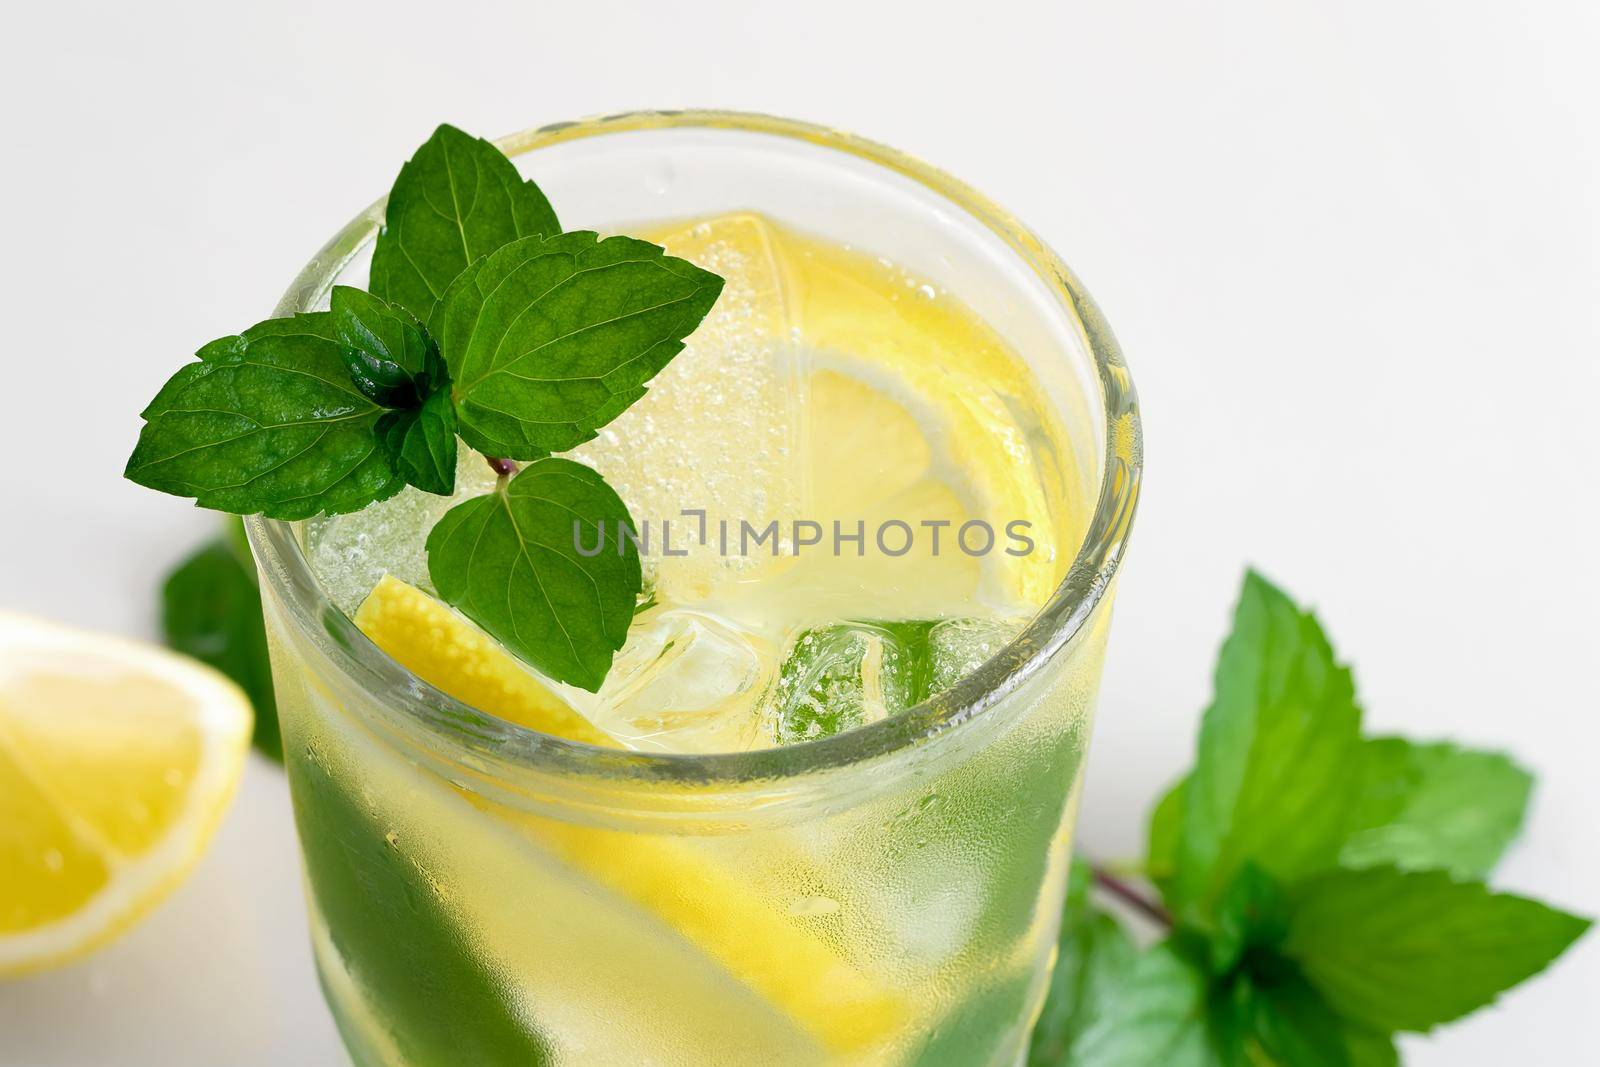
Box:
[433, 231, 724, 458]
[377, 387, 458, 496]
[1029, 862, 1137, 1063]
[426, 458, 640, 691]
[1066, 939, 1237, 1065]
[370, 124, 561, 321]
[125, 314, 407, 519]
[330, 285, 441, 407]
[1175, 571, 1364, 924]
[1285, 867, 1590, 1033]
[1339, 739, 1532, 879]
[331, 284, 460, 496]
[1032, 570, 1590, 1066]
[126, 124, 723, 692]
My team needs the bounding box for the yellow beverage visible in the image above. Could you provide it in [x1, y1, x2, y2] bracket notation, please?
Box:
[252, 114, 1139, 1067]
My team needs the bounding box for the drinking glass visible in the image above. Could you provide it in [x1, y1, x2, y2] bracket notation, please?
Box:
[248, 110, 1141, 1067]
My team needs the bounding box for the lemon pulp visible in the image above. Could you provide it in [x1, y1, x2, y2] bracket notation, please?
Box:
[0, 612, 251, 975]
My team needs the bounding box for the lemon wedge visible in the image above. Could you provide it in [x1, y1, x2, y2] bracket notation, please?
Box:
[353, 574, 616, 747]
[353, 578, 911, 1056]
[0, 611, 251, 975]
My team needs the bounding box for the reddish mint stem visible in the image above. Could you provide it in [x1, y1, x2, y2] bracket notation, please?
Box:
[486, 456, 518, 478]
[1093, 867, 1173, 928]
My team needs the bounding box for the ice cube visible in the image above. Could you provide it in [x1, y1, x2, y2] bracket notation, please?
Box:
[585, 610, 777, 754]
[927, 616, 1026, 695]
[305, 449, 499, 614]
[570, 214, 807, 603]
[768, 623, 922, 744]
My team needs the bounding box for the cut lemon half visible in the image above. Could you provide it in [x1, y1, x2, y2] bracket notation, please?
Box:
[0, 611, 251, 976]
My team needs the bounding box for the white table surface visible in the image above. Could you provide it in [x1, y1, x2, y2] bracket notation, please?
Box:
[2, 1, 1595, 1063]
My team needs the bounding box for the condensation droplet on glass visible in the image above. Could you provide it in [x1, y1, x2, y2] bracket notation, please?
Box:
[788, 895, 841, 917]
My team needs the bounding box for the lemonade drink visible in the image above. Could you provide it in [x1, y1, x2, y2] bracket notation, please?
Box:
[250, 115, 1139, 1067]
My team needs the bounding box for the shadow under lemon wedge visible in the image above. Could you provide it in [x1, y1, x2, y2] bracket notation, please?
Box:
[0, 611, 251, 976]
[354, 575, 916, 1059]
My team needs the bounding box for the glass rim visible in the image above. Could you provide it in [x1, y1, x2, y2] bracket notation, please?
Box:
[247, 108, 1142, 787]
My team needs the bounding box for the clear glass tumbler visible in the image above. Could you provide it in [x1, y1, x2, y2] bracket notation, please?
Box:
[248, 111, 1141, 1067]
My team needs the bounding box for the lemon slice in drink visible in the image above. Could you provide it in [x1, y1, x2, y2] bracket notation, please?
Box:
[784, 227, 1075, 609]
[0, 612, 251, 976]
[638, 213, 1075, 614]
[354, 574, 616, 747]
[353, 578, 911, 1056]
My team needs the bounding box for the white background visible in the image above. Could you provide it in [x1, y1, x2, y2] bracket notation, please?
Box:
[2, 1, 1596, 1063]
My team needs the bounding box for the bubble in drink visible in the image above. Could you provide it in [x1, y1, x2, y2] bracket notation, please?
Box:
[927, 616, 1026, 695]
[305, 450, 498, 614]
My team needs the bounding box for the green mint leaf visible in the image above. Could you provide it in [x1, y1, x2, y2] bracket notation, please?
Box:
[161, 521, 280, 761]
[1339, 737, 1532, 879]
[1337, 1024, 1399, 1067]
[1284, 866, 1591, 1032]
[125, 314, 405, 519]
[378, 387, 458, 496]
[1070, 940, 1246, 1067]
[426, 458, 639, 691]
[1147, 774, 1187, 901]
[1029, 861, 1138, 1065]
[369, 123, 560, 321]
[1174, 570, 1363, 923]
[1211, 863, 1289, 974]
[432, 231, 725, 459]
[330, 285, 438, 406]
[1242, 968, 1353, 1067]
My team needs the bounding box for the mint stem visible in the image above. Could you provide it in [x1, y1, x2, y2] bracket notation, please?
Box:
[1092, 865, 1172, 928]
[485, 456, 518, 478]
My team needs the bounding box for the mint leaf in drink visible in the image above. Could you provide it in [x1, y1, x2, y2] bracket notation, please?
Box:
[1029, 861, 1137, 1066]
[770, 622, 926, 743]
[432, 231, 725, 459]
[1284, 866, 1591, 1032]
[1339, 738, 1532, 879]
[161, 522, 280, 760]
[426, 458, 639, 691]
[125, 315, 405, 519]
[330, 285, 440, 406]
[370, 123, 560, 321]
[292, 741, 556, 1062]
[378, 387, 457, 496]
[1068, 940, 1243, 1066]
[1173, 570, 1363, 923]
